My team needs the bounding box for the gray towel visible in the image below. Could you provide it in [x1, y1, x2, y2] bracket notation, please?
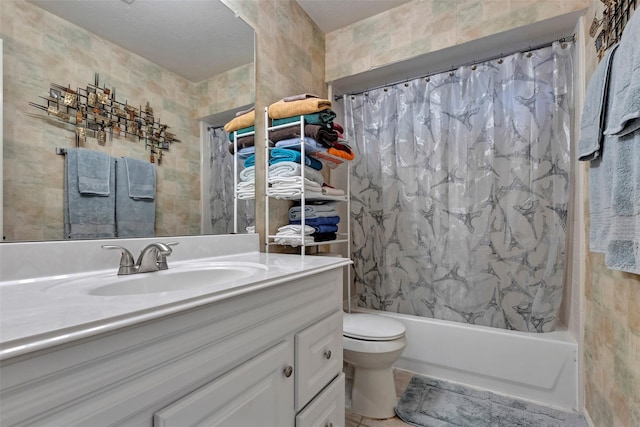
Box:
[578, 45, 618, 161]
[604, 9, 640, 137]
[116, 157, 156, 237]
[587, 10, 640, 274]
[77, 148, 112, 195]
[124, 157, 156, 199]
[64, 149, 116, 239]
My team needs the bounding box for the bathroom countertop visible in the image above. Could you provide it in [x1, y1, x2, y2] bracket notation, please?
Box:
[0, 252, 351, 360]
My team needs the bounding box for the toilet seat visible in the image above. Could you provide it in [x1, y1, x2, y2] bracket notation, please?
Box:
[343, 313, 405, 341]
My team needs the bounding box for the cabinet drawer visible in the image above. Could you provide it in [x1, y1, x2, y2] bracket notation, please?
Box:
[296, 373, 345, 427]
[154, 340, 294, 427]
[295, 310, 343, 411]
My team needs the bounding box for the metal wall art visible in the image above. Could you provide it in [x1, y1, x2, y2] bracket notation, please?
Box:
[29, 73, 180, 165]
[591, 0, 638, 59]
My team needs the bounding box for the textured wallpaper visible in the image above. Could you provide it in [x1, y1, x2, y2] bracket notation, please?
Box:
[325, 0, 589, 83]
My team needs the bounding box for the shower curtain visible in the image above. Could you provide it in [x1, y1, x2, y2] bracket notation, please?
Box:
[208, 127, 254, 234]
[345, 42, 573, 332]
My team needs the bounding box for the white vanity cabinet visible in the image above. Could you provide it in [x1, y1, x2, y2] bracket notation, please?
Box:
[0, 268, 345, 427]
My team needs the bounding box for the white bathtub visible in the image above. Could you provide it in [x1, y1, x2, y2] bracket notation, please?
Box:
[355, 308, 579, 411]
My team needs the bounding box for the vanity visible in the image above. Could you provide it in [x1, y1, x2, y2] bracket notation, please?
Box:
[0, 234, 350, 426]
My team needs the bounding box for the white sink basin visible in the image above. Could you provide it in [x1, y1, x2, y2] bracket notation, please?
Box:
[45, 262, 268, 296]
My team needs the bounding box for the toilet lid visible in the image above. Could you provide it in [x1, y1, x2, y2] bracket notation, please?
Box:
[343, 313, 405, 341]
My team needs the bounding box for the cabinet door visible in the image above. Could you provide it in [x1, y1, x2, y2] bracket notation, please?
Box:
[154, 340, 294, 427]
[296, 373, 345, 427]
[295, 310, 343, 411]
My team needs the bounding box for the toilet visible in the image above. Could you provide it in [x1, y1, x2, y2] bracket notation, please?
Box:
[343, 312, 407, 419]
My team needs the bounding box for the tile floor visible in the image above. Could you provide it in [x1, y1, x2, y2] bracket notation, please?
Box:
[345, 369, 414, 427]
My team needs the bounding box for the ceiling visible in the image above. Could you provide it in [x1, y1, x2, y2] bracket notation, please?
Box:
[29, 0, 255, 83]
[28, 0, 409, 83]
[296, 0, 412, 33]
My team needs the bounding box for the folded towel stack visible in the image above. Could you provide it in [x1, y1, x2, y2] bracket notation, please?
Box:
[289, 201, 338, 221]
[224, 109, 255, 133]
[225, 107, 255, 153]
[274, 137, 350, 167]
[287, 202, 340, 242]
[269, 161, 324, 186]
[268, 176, 323, 199]
[267, 95, 355, 165]
[274, 224, 315, 247]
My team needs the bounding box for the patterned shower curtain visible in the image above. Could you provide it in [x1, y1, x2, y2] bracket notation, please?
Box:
[208, 127, 254, 234]
[345, 42, 573, 332]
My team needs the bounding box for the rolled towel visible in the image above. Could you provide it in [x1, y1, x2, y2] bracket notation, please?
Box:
[277, 224, 315, 235]
[312, 224, 339, 234]
[239, 166, 255, 182]
[269, 162, 324, 186]
[224, 110, 255, 133]
[244, 154, 255, 168]
[289, 202, 338, 221]
[270, 147, 323, 170]
[268, 98, 332, 119]
[321, 185, 345, 196]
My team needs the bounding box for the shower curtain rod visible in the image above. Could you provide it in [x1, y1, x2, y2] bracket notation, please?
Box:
[335, 34, 575, 101]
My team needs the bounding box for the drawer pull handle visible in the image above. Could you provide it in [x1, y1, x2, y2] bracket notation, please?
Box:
[324, 350, 332, 360]
[283, 365, 293, 378]
[325, 423, 333, 427]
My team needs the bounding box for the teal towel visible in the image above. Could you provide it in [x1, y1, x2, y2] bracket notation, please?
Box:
[228, 126, 255, 142]
[270, 147, 322, 170]
[77, 148, 111, 195]
[271, 110, 336, 128]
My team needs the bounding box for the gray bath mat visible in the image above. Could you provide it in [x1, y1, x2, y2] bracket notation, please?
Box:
[395, 375, 588, 427]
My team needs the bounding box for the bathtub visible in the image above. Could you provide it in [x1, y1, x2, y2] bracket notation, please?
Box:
[355, 308, 579, 411]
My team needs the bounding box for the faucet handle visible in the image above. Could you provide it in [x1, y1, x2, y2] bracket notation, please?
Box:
[156, 241, 179, 270]
[102, 245, 136, 275]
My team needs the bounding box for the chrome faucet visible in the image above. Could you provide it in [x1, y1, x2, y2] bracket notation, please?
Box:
[102, 242, 178, 275]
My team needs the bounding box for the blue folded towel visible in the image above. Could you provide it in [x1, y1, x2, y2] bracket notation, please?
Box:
[116, 157, 155, 237]
[290, 216, 340, 226]
[275, 136, 326, 153]
[76, 148, 112, 195]
[289, 202, 338, 221]
[244, 154, 255, 168]
[270, 147, 323, 170]
[237, 146, 255, 160]
[604, 9, 640, 137]
[578, 45, 618, 161]
[124, 157, 156, 200]
[64, 149, 116, 239]
[311, 224, 339, 233]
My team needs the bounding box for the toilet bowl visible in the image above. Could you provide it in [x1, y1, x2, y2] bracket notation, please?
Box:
[343, 312, 407, 419]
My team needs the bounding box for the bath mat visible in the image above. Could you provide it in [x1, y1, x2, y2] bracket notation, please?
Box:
[395, 375, 588, 427]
